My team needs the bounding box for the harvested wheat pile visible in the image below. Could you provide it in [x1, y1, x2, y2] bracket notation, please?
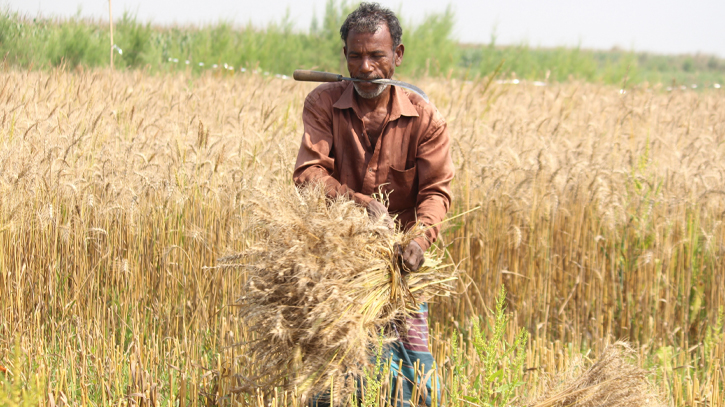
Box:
[529, 342, 665, 407]
[219, 184, 455, 402]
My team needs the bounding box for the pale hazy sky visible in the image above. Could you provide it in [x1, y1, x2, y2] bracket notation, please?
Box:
[4, 0, 725, 57]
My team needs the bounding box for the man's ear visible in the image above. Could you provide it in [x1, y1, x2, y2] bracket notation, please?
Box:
[343, 46, 347, 59]
[394, 44, 404, 67]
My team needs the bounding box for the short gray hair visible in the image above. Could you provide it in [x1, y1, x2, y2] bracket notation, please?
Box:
[340, 2, 403, 49]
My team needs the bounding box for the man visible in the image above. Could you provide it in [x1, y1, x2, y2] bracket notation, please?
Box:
[293, 2, 454, 406]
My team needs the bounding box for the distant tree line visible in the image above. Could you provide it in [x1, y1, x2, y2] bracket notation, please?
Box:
[1, 1, 723, 86]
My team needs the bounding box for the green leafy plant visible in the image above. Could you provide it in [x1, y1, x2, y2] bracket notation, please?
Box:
[704, 306, 725, 358]
[447, 286, 528, 407]
[0, 339, 44, 407]
[359, 332, 389, 407]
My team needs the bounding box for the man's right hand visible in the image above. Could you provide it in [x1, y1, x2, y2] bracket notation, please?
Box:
[366, 200, 395, 230]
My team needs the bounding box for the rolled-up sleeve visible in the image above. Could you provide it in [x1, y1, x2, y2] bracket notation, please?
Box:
[293, 92, 373, 207]
[413, 115, 454, 251]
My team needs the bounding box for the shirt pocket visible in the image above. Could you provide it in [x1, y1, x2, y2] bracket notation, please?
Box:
[385, 165, 418, 212]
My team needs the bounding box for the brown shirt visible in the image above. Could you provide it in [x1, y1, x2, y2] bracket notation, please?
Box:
[293, 81, 454, 251]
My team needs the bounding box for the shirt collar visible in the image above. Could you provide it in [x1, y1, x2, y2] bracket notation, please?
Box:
[333, 80, 419, 120]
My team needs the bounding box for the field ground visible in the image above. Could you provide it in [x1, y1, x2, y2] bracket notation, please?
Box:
[0, 69, 724, 406]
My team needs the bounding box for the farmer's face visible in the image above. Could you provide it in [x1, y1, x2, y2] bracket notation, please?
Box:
[344, 24, 404, 99]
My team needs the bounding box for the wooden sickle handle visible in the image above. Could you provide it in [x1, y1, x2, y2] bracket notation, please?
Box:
[293, 70, 343, 82]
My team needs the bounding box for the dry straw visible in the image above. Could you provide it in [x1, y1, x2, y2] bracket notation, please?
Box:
[218, 183, 456, 403]
[529, 342, 665, 407]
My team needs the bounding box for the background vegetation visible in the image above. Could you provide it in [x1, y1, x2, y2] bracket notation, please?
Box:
[0, 1, 724, 86]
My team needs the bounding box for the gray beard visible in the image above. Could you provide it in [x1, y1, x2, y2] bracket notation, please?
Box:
[353, 82, 389, 99]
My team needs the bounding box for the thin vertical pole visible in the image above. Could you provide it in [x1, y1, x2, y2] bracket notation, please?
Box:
[109, 0, 114, 70]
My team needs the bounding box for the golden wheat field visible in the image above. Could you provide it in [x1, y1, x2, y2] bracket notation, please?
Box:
[0, 68, 724, 406]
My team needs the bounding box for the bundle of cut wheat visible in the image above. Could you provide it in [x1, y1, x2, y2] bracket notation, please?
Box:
[219, 183, 455, 403]
[528, 342, 665, 407]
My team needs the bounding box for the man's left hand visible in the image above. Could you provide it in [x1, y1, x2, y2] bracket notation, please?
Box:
[402, 241, 425, 272]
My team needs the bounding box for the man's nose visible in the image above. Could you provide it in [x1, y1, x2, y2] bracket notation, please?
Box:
[360, 57, 373, 73]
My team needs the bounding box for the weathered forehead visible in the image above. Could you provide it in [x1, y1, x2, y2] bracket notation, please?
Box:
[346, 24, 394, 50]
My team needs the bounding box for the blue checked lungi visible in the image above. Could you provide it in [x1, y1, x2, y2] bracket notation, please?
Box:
[310, 303, 438, 407]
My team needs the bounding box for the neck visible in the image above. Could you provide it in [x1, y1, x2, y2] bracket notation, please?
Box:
[355, 85, 392, 114]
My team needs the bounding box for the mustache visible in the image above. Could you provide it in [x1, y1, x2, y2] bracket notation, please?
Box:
[354, 75, 384, 81]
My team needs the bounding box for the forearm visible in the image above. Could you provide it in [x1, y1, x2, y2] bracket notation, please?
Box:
[412, 117, 454, 251]
[412, 194, 449, 251]
[293, 165, 373, 207]
[294, 92, 373, 207]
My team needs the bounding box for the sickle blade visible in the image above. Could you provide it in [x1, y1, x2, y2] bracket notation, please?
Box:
[341, 76, 429, 103]
[370, 79, 429, 103]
